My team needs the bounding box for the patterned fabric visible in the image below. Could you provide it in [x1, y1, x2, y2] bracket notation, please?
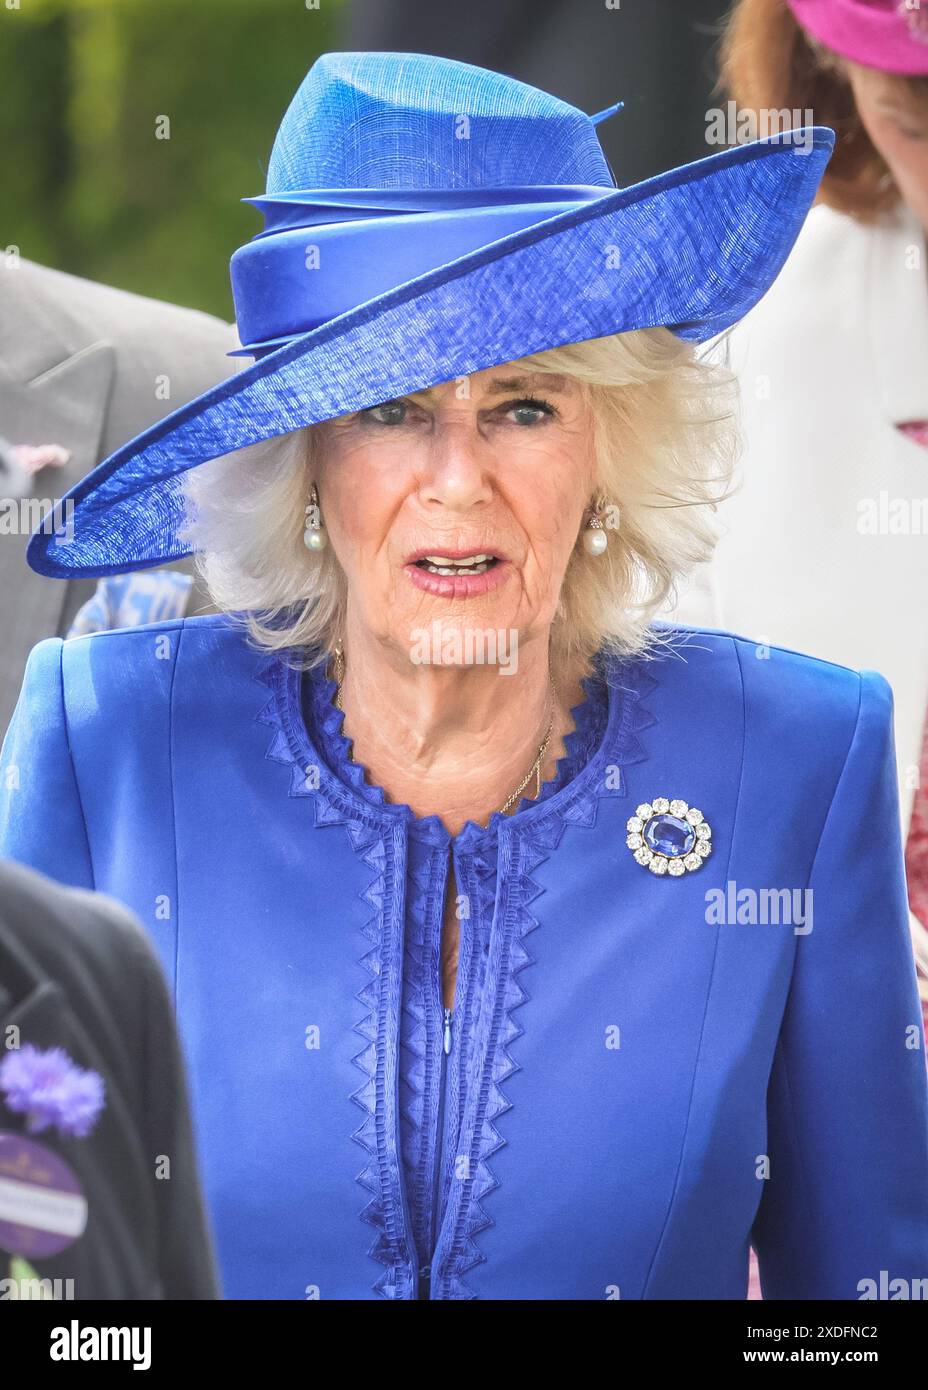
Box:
[66, 571, 193, 638]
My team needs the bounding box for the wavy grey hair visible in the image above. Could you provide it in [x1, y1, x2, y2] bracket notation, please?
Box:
[178, 327, 740, 677]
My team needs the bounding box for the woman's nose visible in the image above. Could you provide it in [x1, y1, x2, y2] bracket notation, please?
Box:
[418, 422, 495, 511]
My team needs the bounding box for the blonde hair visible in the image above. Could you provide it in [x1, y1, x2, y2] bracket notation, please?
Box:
[179, 326, 740, 679]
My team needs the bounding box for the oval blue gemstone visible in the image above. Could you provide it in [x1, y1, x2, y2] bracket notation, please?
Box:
[643, 813, 696, 858]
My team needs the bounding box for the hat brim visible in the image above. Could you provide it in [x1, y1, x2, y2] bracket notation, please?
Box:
[28, 127, 833, 578]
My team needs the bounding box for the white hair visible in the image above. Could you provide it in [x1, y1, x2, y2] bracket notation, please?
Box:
[178, 326, 740, 678]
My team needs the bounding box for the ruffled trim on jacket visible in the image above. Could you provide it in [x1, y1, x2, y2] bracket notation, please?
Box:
[254, 646, 656, 1298]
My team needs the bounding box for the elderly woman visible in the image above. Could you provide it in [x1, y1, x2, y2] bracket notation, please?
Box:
[2, 51, 927, 1301]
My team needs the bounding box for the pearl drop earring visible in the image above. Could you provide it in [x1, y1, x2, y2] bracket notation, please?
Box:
[581, 498, 609, 556]
[303, 482, 328, 552]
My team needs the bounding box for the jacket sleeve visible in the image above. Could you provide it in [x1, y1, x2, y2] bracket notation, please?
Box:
[0, 637, 94, 889]
[751, 670, 928, 1299]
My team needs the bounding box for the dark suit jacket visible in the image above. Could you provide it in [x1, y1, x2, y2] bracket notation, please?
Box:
[0, 858, 220, 1299]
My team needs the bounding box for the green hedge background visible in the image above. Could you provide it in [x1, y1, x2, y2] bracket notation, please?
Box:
[1, 0, 345, 321]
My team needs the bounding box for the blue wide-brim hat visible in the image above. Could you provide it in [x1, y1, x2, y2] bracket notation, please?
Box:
[27, 51, 835, 579]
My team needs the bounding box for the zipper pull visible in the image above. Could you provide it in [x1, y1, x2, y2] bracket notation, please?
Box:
[443, 1006, 453, 1055]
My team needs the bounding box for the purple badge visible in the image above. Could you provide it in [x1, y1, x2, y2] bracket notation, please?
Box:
[0, 1044, 102, 1261]
[0, 1131, 88, 1258]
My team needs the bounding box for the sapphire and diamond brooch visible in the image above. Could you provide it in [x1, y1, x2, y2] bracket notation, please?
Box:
[626, 798, 712, 875]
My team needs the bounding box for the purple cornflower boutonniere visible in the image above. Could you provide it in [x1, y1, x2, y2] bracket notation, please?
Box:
[0, 1044, 105, 1139]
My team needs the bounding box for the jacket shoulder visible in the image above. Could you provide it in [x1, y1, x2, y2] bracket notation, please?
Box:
[24, 612, 264, 729]
[60, 610, 252, 656]
[638, 623, 888, 759]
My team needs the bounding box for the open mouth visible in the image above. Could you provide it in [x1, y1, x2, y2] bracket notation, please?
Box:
[412, 554, 502, 577]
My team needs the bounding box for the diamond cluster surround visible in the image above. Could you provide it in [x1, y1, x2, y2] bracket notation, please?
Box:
[626, 797, 712, 876]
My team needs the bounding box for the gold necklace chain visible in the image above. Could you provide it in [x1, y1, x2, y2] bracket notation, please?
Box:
[331, 644, 558, 816]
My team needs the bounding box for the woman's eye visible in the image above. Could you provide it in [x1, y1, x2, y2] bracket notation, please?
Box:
[362, 400, 409, 426]
[888, 115, 928, 141]
[359, 395, 558, 427]
[504, 397, 557, 426]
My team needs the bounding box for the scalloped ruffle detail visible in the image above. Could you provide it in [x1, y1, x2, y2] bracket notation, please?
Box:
[253, 646, 657, 1298]
[305, 650, 614, 1267]
[254, 654, 418, 1298]
[430, 660, 658, 1298]
[304, 652, 612, 846]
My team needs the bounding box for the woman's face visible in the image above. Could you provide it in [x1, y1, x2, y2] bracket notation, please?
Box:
[846, 60, 928, 234]
[312, 361, 597, 663]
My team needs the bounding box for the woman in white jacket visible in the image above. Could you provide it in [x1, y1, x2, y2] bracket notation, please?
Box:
[682, 0, 928, 1005]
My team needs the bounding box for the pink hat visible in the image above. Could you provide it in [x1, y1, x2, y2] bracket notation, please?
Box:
[786, 0, 928, 73]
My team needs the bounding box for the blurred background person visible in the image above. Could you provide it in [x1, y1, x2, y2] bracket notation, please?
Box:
[0, 858, 219, 1298]
[0, 258, 238, 739]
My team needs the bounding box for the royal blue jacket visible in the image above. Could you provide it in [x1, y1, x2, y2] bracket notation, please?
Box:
[1, 613, 927, 1300]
